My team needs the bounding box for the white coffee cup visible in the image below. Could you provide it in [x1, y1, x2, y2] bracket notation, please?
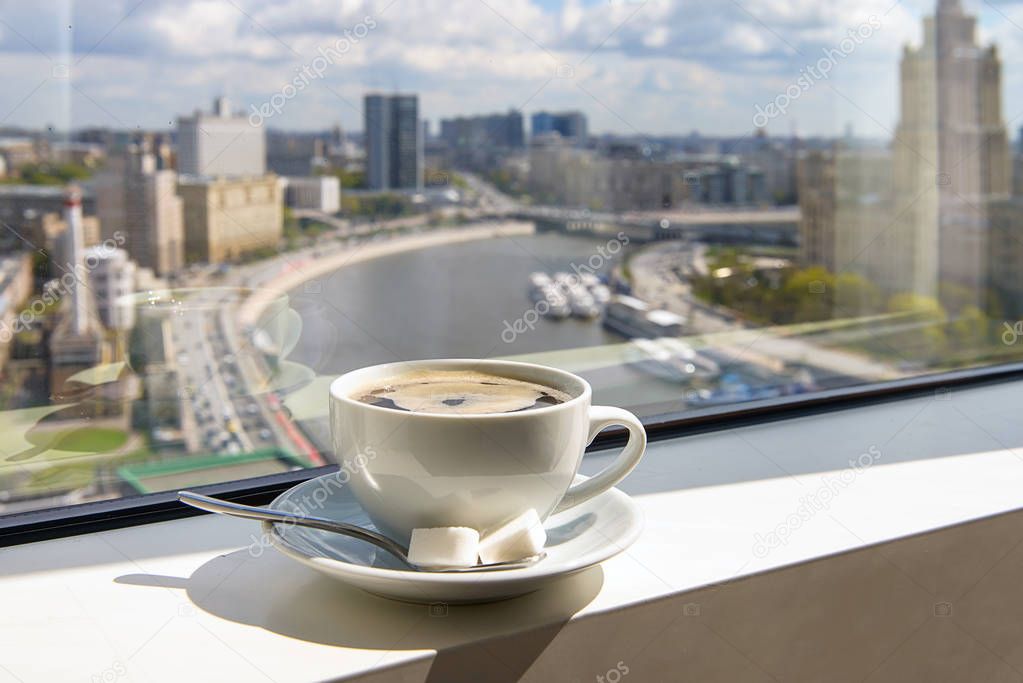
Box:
[329, 359, 647, 544]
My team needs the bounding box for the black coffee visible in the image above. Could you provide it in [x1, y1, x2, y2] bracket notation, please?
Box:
[353, 370, 572, 414]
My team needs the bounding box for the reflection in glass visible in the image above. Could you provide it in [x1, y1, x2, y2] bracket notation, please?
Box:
[0, 0, 1022, 517]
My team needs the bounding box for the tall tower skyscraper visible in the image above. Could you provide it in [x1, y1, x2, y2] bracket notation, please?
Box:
[803, 0, 1015, 313]
[935, 0, 1009, 293]
[364, 94, 423, 191]
[893, 0, 1009, 301]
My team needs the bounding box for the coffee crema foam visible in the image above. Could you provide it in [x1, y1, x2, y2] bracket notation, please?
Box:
[353, 369, 574, 415]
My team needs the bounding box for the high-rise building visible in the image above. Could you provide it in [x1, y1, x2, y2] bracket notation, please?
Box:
[266, 131, 326, 176]
[177, 96, 266, 177]
[440, 111, 525, 149]
[802, 0, 1014, 310]
[364, 94, 423, 191]
[364, 94, 389, 189]
[797, 151, 837, 272]
[178, 175, 283, 263]
[892, 0, 1009, 301]
[439, 110, 525, 169]
[750, 133, 798, 204]
[831, 149, 894, 313]
[531, 111, 588, 143]
[94, 143, 185, 276]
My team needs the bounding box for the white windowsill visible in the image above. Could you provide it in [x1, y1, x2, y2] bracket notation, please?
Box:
[1, 379, 1021, 682]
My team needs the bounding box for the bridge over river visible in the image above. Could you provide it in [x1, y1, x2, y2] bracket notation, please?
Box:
[513, 205, 800, 245]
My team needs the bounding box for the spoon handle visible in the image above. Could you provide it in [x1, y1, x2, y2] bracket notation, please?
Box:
[177, 491, 411, 563]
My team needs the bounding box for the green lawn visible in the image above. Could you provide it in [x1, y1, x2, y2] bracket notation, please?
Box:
[24, 426, 129, 454]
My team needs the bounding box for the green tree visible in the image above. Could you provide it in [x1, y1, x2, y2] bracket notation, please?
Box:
[834, 272, 882, 317]
[885, 293, 948, 361]
[5, 162, 91, 185]
[341, 196, 363, 215]
[784, 267, 835, 323]
[318, 168, 366, 190]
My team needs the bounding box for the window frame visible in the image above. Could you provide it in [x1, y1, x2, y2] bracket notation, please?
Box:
[2, 360, 1022, 547]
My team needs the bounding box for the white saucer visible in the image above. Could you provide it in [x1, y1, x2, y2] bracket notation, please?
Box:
[265, 473, 643, 604]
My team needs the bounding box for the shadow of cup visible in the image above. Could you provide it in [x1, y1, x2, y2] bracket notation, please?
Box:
[117, 547, 603, 681]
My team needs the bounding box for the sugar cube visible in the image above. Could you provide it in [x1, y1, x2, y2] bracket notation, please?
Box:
[479, 509, 546, 564]
[407, 526, 480, 568]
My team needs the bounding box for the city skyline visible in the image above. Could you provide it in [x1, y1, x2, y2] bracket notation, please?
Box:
[4, 1, 1023, 137]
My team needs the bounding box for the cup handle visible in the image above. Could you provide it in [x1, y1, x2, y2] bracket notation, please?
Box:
[553, 406, 647, 514]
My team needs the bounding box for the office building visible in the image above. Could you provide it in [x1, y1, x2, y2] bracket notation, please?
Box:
[280, 176, 341, 213]
[528, 137, 607, 209]
[750, 132, 798, 204]
[49, 142, 105, 168]
[531, 111, 588, 143]
[529, 137, 767, 211]
[178, 175, 283, 263]
[797, 151, 837, 272]
[364, 94, 423, 190]
[267, 131, 326, 176]
[93, 144, 185, 276]
[86, 247, 137, 331]
[177, 96, 266, 177]
[439, 110, 524, 169]
[798, 148, 893, 281]
[35, 212, 102, 267]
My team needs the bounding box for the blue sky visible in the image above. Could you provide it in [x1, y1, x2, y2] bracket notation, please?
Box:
[1, 0, 1023, 138]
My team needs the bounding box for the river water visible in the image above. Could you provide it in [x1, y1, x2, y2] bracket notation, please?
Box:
[287, 231, 628, 378]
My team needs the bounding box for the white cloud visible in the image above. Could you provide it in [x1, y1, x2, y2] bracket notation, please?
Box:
[0, 0, 1016, 137]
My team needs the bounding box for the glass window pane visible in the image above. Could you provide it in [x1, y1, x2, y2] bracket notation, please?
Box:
[0, 0, 1021, 517]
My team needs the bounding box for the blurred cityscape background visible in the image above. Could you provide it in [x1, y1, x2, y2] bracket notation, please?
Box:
[1, 0, 1022, 515]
